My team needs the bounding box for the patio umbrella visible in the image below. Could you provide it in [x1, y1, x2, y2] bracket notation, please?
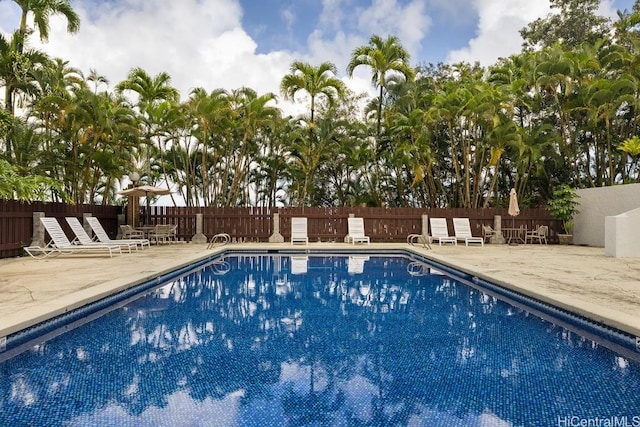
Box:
[508, 188, 520, 227]
[119, 185, 172, 225]
[119, 184, 172, 198]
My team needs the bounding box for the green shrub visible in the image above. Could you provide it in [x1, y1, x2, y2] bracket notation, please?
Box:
[547, 185, 580, 234]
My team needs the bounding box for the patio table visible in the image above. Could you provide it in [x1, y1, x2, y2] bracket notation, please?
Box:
[502, 226, 527, 244]
[135, 226, 156, 239]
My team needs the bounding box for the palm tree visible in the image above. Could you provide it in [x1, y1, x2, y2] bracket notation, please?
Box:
[144, 100, 184, 206]
[280, 61, 345, 205]
[64, 88, 138, 203]
[280, 61, 345, 127]
[286, 113, 344, 205]
[251, 115, 290, 207]
[0, 30, 50, 157]
[86, 68, 109, 93]
[619, 135, 640, 181]
[585, 75, 637, 185]
[13, 0, 80, 53]
[30, 57, 84, 127]
[347, 35, 414, 142]
[511, 123, 558, 204]
[0, 30, 51, 112]
[425, 83, 466, 205]
[185, 87, 232, 206]
[116, 68, 179, 199]
[227, 87, 280, 205]
[534, 44, 582, 184]
[116, 67, 179, 114]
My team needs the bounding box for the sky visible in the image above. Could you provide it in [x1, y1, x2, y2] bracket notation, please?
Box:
[0, 0, 636, 115]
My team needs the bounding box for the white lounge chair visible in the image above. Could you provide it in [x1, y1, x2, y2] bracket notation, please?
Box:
[346, 217, 370, 244]
[86, 216, 151, 249]
[453, 218, 484, 246]
[23, 217, 122, 258]
[291, 217, 309, 245]
[66, 217, 137, 253]
[429, 218, 457, 245]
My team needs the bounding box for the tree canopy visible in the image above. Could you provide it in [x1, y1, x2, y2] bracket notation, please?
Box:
[2, 0, 640, 207]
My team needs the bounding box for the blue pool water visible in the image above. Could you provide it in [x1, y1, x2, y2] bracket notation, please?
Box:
[1, 253, 639, 426]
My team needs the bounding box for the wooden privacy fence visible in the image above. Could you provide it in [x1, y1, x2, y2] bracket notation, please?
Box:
[0, 200, 121, 259]
[149, 206, 273, 242]
[1, 200, 561, 259]
[146, 206, 561, 243]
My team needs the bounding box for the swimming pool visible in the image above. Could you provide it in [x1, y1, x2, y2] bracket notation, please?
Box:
[1, 252, 639, 426]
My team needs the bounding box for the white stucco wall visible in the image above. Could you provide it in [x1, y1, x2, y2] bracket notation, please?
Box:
[604, 208, 640, 257]
[574, 184, 640, 247]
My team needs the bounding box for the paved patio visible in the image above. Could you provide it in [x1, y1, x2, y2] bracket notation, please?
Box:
[0, 242, 639, 342]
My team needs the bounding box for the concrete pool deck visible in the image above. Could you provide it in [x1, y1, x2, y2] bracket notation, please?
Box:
[1, 242, 639, 342]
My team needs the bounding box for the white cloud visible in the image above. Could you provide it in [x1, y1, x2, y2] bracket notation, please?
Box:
[308, 0, 433, 97]
[447, 0, 551, 65]
[17, 0, 296, 105]
[1, 0, 386, 116]
[354, 0, 432, 57]
[319, 0, 348, 32]
[282, 6, 296, 31]
[599, 0, 629, 18]
[447, 0, 632, 66]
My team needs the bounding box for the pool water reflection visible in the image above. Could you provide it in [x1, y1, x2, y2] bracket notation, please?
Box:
[1, 254, 639, 426]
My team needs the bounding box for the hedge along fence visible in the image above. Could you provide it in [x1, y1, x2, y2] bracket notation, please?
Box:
[1, 201, 561, 259]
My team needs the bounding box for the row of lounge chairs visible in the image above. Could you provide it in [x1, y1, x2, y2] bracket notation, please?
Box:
[408, 217, 484, 247]
[291, 216, 484, 247]
[24, 215, 495, 259]
[291, 217, 372, 245]
[24, 217, 151, 259]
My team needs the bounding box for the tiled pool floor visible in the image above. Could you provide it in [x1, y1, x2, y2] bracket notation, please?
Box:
[1, 242, 639, 340]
